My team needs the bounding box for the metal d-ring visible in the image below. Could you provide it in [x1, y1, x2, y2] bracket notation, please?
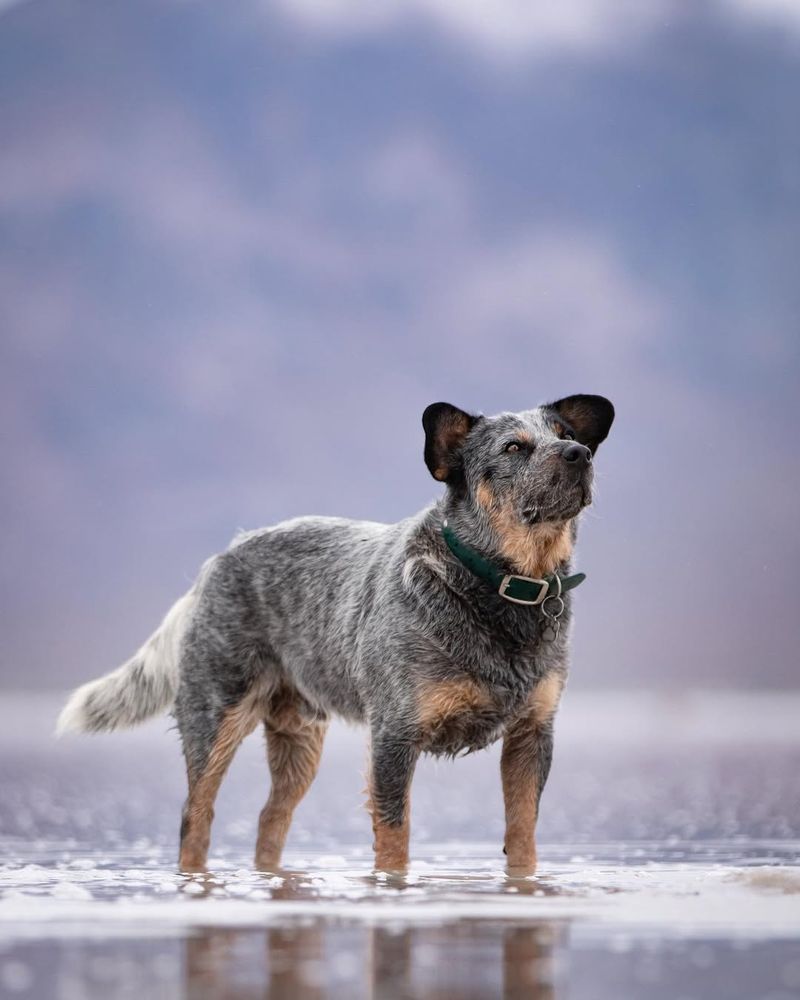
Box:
[541, 594, 565, 622]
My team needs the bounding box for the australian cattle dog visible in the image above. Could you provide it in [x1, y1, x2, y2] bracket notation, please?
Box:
[58, 395, 614, 874]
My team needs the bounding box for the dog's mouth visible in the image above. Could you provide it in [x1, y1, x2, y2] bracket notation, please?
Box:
[521, 481, 592, 525]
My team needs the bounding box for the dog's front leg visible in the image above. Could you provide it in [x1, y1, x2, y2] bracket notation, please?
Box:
[500, 673, 563, 875]
[368, 729, 419, 873]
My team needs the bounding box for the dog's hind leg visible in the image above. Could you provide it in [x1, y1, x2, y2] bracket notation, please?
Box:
[177, 689, 263, 873]
[254, 692, 328, 871]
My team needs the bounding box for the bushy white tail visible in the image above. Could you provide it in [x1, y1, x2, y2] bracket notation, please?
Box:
[56, 587, 198, 736]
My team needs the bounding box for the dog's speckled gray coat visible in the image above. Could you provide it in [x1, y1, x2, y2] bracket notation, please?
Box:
[176, 397, 611, 823]
[59, 395, 613, 838]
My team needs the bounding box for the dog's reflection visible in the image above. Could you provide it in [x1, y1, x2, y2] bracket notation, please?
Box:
[502, 925, 558, 999]
[185, 918, 561, 999]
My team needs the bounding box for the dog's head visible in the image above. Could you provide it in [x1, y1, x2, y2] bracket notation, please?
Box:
[423, 395, 614, 528]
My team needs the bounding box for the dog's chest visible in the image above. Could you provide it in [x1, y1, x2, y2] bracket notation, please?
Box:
[415, 676, 523, 757]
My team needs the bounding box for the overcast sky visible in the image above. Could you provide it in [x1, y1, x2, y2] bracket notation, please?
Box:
[1, 0, 798, 690]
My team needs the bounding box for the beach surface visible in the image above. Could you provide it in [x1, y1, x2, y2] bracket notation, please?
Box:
[1, 691, 798, 999]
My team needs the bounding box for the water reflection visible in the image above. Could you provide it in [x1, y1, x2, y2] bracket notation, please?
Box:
[502, 926, 557, 999]
[184, 920, 563, 999]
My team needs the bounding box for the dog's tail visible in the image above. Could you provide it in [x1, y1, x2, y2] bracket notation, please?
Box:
[56, 560, 213, 736]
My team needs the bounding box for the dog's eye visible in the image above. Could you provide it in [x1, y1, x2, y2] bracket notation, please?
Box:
[562, 429, 575, 441]
[504, 442, 522, 454]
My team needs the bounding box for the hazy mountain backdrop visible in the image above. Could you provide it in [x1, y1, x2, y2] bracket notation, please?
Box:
[1, 0, 798, 689]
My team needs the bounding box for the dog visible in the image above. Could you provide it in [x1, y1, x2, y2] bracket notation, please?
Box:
[58, 394, 614, 874]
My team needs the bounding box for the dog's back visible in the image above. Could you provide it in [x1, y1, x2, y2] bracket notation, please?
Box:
[58, 514, 405, 735]
[179, 514, 412, 724]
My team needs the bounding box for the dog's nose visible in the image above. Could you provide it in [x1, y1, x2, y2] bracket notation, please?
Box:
[562, 442, 592, 466]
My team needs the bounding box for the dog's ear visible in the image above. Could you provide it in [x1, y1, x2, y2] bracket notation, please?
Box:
[547, 394, 615, 453]
[422, 403, 479, 483]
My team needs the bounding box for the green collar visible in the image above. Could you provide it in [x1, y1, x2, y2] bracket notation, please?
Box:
[441, 519, 585, 606]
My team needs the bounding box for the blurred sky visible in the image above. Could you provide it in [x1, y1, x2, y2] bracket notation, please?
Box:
[1, 0, 799, 690]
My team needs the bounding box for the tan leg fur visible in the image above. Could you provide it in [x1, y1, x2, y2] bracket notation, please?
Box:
[501, 672, 564, 874]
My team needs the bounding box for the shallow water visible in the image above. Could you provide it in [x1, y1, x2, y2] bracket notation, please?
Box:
[1, 693, 799, 998]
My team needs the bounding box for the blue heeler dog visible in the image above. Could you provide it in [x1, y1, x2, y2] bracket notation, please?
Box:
[58, 394, 614, 874]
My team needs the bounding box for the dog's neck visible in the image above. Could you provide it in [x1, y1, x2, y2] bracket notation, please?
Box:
[489, 515, 574, 579]
[439, 497, 575, 579]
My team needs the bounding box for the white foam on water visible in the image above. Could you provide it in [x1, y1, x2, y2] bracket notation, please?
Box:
[1, 846, 799, 943]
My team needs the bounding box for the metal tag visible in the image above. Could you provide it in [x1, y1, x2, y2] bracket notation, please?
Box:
[540, 594, 565, 642]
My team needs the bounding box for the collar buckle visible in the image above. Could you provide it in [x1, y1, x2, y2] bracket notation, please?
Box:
[498, 574, 550, 606]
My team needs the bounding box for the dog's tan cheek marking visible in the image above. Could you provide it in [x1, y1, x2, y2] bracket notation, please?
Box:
[179, 691, 265, 872]
[476, 479, 496, 511]
[501, 674, 564, 873]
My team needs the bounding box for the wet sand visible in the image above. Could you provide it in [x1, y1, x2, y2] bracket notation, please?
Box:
[1, 692, 799, 998]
